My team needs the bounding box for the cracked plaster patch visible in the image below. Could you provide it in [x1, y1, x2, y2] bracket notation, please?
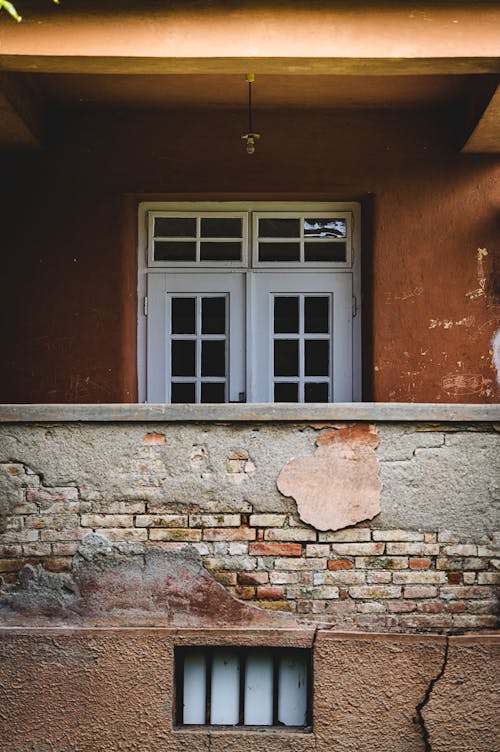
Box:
[277, 424, 381, 531]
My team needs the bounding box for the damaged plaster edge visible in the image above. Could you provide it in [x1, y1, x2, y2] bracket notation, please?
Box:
[0, 403, 499, 423]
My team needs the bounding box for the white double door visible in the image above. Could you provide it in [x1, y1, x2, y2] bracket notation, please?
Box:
[147, 271, 352, 403]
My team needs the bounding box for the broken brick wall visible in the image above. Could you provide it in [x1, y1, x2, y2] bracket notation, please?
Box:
[1, 418, 498, 633]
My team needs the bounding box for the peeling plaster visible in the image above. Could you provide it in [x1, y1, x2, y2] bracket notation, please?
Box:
[492, 330, 500, 387]
[277, 424, 381, 531]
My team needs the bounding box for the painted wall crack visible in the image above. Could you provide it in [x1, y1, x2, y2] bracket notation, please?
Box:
[414, 637, 449, 752]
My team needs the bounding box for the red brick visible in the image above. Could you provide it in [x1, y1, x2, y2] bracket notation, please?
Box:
[249, 542, 302, 557]
[417, 601, 444, 614]
[213, 572, 237, 586]
[447, 571, 461, 585]
[234, 586, 255, 600]
[409, 557, 431, 570]
[203, 527, 256, 542]
[143, 433, 166, 446]
[238, 571, 269, 586]
[327, 558, 353, 570]
[257, 586, 285, 600]
[447, 601, 466, 614]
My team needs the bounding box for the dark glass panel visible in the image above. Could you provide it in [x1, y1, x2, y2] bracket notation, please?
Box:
[172, 297, 196, 334]
[201, 382, 226, 403]
[201, 340, 226, 377]
[259, 218, 300, 238]
[171, 382, 196, 403]
[305, 382, 329, 402]
[201, 218, 242, 238]
[304, 218, 346, 238]
[154, 241, 196, 262]
[304, 241, 346, 263]
[274, 382, 298, 402]
[274, 340, 299, 377]
[172, 340, 196, 376]
[155, 217, 196, 237]
[202, 297, 226, 334]
[304, 297, 329, 334]
[274, 297, 299, 334]
[305, 340, 329, 376]
[200, 242, 241, 261]
[259, 243, 300, 262]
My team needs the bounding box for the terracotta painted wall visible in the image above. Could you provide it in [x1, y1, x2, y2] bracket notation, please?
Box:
[0, 107, 499, 403]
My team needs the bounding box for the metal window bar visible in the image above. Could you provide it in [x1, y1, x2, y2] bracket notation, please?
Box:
[175, 647, 311, 728]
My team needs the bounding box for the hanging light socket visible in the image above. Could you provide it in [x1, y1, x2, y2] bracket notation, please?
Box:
[241, 73, 261, 155]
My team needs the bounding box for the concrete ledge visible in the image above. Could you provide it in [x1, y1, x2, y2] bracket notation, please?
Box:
[0, 402, 498, 423]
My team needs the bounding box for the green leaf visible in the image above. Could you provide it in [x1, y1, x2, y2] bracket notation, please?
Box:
[0, 1, 22, 22]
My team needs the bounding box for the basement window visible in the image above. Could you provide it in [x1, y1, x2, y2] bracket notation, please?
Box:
[175, 647, 311, 729]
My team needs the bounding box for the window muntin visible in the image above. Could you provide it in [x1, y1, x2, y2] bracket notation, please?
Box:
[149, 212, 248, 266]
[169, 294, 228, 404]
[176, 647, 311, 729]
[139, 202, 361, 404]
[253, 212, 351, 267]
[272, 294, 332, 403]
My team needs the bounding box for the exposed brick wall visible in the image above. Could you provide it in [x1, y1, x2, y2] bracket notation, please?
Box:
[1, 458, 498, 632]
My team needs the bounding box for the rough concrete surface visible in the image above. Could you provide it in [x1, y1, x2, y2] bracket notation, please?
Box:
[424, 635, 500, 752]
[0, 534, 300, 627]
[277, 424, 381, 530]
[3, 629, 496, 752]
[377, 426, 500, 537]
[314, 631, 447, 752]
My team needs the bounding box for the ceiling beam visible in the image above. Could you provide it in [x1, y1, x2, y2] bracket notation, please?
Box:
[1, 56, 499, 77]
[462, 84, 500, 153]
[0, 3, 499, 76]
[0, 74, 43, 149]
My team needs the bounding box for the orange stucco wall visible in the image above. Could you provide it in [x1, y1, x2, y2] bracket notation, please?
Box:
[0, 106, 499, 403]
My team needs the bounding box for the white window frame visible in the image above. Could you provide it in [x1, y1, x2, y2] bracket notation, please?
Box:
[138, 201, 362, 403]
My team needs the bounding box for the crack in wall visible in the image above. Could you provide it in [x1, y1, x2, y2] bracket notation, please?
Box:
[414, 636, 449, 752]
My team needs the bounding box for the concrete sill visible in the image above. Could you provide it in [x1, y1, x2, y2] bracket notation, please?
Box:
[0, 403, 498, 423]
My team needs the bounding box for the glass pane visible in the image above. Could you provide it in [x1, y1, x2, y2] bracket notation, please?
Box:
[171, 382, 196, 403]
[201, 217, 242, 238]
[202, 297, 225, 334]
[305, 340, 329, 376]
[259, 218, 300, 238]
[201, 382, 226, 403]
[172, 297, 196, 334]
[274, 296, 299, 333]
[274, 382, 298, 402]
[154, 217, 196, 237]
[304, 241, 346, 262]
[305, 296, 329, 333]
[172, 340, 196, 376]
[154, 241, 196, 262]
[183, 651, 206, 724]
[211, 649, 240, 725]
[305, 382, 329, 402]
[200, 242, 241, 261]
[201, 340, 225, 377]
[274, 340, 299, 377]
[244, 650, 273, 725]
[259, 242, 300, 262]
[278, 653, 307, 726]
[304, 218, 346, 238]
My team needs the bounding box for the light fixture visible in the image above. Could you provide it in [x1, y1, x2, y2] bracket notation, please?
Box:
[241, 73, 261, 155]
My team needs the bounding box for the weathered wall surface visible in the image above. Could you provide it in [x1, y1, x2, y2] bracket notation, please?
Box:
[0, 420, 498, 632]
[1, 107, 499, 403]
[0, 628, 497, 752]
